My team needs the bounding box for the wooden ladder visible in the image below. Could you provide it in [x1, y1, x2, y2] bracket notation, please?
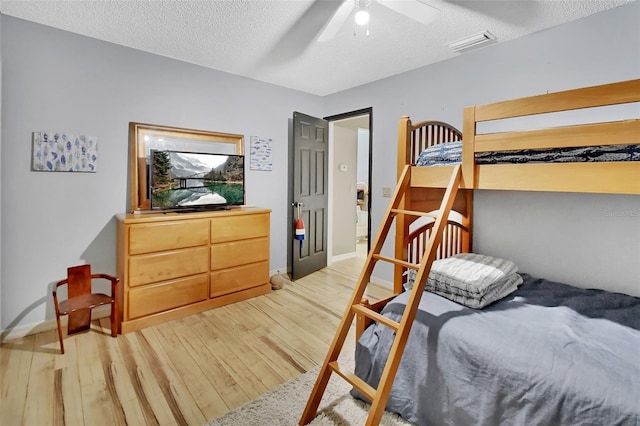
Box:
[300, 164, 462, 425]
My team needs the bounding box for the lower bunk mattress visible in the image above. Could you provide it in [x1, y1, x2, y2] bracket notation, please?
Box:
[352, 274, 640, 425]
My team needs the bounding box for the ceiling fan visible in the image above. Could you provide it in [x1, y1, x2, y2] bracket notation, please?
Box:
[317, 0, 441, 42]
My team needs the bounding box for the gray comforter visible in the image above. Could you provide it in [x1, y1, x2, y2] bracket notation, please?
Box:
[353, 274, 640, 425]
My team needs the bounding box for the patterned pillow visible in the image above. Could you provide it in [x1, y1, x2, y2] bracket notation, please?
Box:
[415, 141, 462, 166]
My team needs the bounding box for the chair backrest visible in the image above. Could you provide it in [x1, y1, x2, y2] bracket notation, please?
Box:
[67, 264, 92, 298]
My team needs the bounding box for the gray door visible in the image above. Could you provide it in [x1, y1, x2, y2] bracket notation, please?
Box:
[292, 112, 328, 280]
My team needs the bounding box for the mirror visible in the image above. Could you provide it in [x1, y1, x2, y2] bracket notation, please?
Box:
[129, 122, 244, 212]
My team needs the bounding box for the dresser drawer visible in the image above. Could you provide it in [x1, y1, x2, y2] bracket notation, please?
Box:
[211, 237, 269, 270]
[129, 220, 209, 255]
[210, 261, 269, 298]
[128, 274, 209, 319]
[210, 213, 269, 243]
[129, 246, 209, 286]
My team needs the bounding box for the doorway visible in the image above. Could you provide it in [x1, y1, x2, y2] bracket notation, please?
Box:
[287, 108, 372, 279]
[325, 108, 372, 263]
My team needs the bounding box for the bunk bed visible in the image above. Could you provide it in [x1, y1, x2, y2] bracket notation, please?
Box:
[398, 78, 640, 195]
[353, 79, 640, 425]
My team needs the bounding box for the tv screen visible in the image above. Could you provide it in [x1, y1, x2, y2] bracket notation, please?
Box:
[149, 150, 245, 211]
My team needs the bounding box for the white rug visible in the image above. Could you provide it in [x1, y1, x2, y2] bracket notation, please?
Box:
[206, 357, 413, 426]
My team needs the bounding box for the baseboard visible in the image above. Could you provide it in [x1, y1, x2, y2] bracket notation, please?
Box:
[1, 319, 58, 342]
[1, 305, 111, 342]
[269, 268, 290, 278]
[331, 251, 357, 263]
[370, 276, 393, 290]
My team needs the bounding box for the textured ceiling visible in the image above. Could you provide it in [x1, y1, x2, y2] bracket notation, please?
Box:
[0, 0, 634, 95]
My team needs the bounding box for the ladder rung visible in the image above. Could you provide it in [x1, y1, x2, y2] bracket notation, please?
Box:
[351, 304, 400, 332]
[372, 254, 419, 270]
[391, 208, 438, 218]
[329, 361, 376, 401]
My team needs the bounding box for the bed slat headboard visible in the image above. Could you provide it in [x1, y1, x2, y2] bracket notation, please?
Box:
[407, 220, 469, 263]
[397, 118, 462, 177]
[402, 219, 470, 290]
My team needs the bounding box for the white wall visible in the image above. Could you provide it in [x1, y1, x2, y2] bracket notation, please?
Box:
[0, 16, 322, 334]
[0, 15, 3, 326]
[323, 2, 640, 296]
[331, 124, 358, 257]
[357, 128, 369, 184]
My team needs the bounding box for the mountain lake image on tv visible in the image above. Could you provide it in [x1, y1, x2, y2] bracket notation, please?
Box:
[150, 150, 245, 211]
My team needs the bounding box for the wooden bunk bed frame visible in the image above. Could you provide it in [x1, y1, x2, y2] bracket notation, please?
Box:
[390, 78, 640, 294]
[399, 78, 640, 194]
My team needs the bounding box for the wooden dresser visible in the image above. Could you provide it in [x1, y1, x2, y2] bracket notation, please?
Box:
[116, 207, 271, 333]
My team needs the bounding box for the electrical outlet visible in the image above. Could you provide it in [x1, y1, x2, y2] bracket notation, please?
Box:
[382, 187, 392, 197]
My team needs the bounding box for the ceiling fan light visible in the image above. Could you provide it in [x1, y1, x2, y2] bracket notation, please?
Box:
[355, 10, 370, 26]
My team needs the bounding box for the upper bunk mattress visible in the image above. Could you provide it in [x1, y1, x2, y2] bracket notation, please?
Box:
[416, 141, 640, 167]
[352, 273, 640, 426]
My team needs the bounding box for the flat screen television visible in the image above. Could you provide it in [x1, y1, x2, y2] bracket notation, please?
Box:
[149, 150, 245, 211]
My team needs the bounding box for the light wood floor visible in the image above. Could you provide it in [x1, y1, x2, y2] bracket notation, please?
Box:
[1, 256, 391, 426]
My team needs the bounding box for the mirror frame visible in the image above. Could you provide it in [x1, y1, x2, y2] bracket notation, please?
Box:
[129, 122, 244, 212]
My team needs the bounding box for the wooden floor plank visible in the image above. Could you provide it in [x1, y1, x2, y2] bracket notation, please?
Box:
[57, 365, 85, 426]
[22, 331, 56, 425]
[116, 334, 163, 425]
[149, 322, 226, 421]
[0, 335, 34, 425]
[0, 256, 391, 425]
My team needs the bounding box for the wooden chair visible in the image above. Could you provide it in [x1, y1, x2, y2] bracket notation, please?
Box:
[52, 264, 119, 354]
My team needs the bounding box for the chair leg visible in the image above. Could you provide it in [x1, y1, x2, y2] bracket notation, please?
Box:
[55, 314, 65, 355]
[110, 303, 118, 338]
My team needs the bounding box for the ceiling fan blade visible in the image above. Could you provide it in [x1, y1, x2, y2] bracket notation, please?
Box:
[377, 0, 440, 26]
[318, 0, 356, 42]
[259, 1, 345, 67]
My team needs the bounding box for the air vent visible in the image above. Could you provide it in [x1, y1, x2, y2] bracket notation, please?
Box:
[446, 30, 496, 53]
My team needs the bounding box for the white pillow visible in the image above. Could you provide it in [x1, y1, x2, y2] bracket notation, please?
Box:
[404, 253, 522, 309]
